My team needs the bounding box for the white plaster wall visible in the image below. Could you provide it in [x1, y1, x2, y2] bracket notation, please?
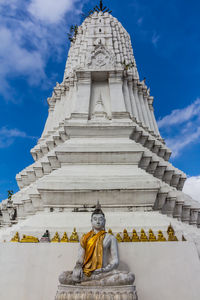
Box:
[0, 242, 200, 300]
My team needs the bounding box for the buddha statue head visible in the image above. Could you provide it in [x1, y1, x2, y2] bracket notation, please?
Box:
[91, 201, 105, 232]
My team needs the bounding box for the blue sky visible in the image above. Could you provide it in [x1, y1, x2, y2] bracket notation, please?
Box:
[0, 0, 200, 201]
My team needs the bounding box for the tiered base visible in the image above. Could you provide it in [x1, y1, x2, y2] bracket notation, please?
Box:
[55, 284, 138, 300]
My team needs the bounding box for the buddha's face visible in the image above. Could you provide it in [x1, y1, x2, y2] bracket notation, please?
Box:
[91, 214, 105, 231]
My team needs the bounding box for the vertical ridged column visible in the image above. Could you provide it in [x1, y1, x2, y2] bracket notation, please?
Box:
[127, 77, 139, 121]
[133, 79, 144, 125]
[148, 96, 160, 136]
[72, 71, 91, 117]
[109, 71, 127, 113]
[138, 83, 150, 129]
[42, 97, 56, 137]
[123, 79, 133, 117]
[143, 88, 154, 132]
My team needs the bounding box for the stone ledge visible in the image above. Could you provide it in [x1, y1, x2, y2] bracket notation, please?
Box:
[55, 284, 138, 300]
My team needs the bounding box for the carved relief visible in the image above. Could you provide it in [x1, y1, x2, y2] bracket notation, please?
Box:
[87, 44, 115, 69]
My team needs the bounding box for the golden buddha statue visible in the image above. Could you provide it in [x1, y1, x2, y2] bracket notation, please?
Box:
[157, 230, 166, 242]
[140, 229, 148, 242]
[20, 234, 39, 243]
[148, 229, 157, 242]
[122, 229, 131, 242]
[51, 232, 60, 243]
[131, 229, 140, 242]
[11, 232, 19, 242]
[168, 232, 178, 241]
[108, 228, 113, 235]
[61, 232, 69, 243]
[167, 225, 178, 241]
[70, 228, 79, 242]
[116, 233, 123, 242]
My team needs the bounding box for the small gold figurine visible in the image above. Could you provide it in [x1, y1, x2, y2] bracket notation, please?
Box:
[122, 229, 131, 242]
[149, 229, 157, 242]
[70, 228, 79, 242]
[167, 225, 178, 241]
[157, 230, 166, 242]
[61, 232, 69, 243]
[20, 235, 39, 243]
[131, 229, 140, 242]
[116, 233, 123, 242]
[108, 229, 113, 235]
[51, 232, 60, 243]
[140, 229, 148, 242]
[11, 232, 19, 242]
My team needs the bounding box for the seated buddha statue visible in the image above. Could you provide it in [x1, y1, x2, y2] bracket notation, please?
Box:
[59, 202, 135, 286]
[149, 229, 157, 242]
[70, 228, 79, 242]
[40, 230, 50, 243]
[51, 232, 60, 243]
[140, 229, 148, 242]
[157, 230, 166, 242]
[132, 229, 140, 242]
[11, 232, 19, 242]
[61, 232, 69, 243]
[123, 229, 131, 242]
[116, 233, 123, 242]
[167, 225, 178, 241]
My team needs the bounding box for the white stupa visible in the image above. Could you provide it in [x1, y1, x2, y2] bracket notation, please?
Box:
[0, 3, 200, 300]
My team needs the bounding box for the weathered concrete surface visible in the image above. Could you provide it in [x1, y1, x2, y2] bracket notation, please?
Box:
[0, 242, 200, 300]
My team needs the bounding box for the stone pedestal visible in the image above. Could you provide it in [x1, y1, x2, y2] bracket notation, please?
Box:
[55, 284, 138, 300]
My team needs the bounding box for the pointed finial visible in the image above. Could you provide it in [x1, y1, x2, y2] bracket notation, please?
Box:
[92, 0, 112, 14]
[92, 201, 105, 217]
[100, 0, 103, 11]
[96, 200, 101, 210]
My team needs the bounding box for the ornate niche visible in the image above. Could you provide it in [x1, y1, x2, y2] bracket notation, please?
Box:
[87, 44, 115, 70]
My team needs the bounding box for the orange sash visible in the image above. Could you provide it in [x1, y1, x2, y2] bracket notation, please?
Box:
[80, 230, 106, 277]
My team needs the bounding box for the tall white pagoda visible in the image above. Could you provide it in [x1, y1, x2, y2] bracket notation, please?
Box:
[0, 3, 200, 300]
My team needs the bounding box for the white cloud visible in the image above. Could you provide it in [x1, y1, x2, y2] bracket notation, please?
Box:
[137, 17, 143, 26]
[158, 98, 200, 128]
[152, 32, 160, 47]
[0, 127, 37, 148]
[183, 176, 200, 202]
[158, 98, 200, 157]
[0, 0, 84, 100]
[166, 127, 200, 157]
[28, 0, 77, 24]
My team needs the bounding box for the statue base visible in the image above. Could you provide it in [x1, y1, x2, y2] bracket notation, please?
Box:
[55, 284, 138, 300]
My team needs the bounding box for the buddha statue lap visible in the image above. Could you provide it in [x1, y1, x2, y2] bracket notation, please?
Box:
[57, 203, 137, 300]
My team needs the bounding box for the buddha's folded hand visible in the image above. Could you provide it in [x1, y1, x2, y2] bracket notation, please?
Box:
[72, 263, 83, 282]
[93, 268, 103, 275]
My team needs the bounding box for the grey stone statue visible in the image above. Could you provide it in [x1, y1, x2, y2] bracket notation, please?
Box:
[56, 203, 138, 299]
